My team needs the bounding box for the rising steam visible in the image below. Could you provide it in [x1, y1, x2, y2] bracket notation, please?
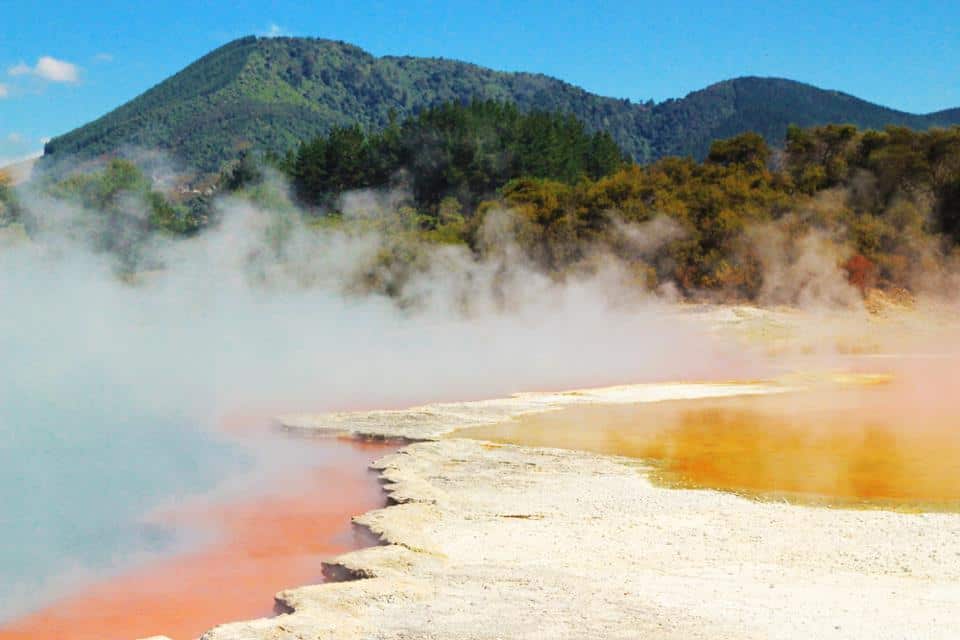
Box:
[3, 162, 957, 623]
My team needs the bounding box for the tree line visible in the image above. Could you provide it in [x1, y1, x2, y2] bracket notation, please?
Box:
[273, 100, 627, 212]
[12, 100, 960, 301]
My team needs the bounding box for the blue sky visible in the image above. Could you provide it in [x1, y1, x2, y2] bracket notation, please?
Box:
[2, 0, 958, 165]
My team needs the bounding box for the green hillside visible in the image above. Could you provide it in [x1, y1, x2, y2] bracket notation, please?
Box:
[42, 36, 960, 173]
[645, 77, 960, 159]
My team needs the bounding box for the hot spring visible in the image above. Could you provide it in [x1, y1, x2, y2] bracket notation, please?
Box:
[458, 366, 960, 510]
[0, 205, 741, 636]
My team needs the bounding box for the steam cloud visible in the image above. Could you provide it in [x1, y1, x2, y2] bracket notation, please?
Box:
[1, 171, 760, 620]
[2, 163, 958, 623]
[4, 178, 744, 420]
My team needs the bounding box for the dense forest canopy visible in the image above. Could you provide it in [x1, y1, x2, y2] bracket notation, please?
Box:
[487, 123, 960, 300]
[8, 100, 960, 306]
[283, 101, 626, 212]
[40, 36, 960, 174]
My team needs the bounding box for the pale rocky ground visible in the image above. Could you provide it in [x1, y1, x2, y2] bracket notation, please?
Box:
[151, 376, 958, 640]
[140, 305, 960, 640]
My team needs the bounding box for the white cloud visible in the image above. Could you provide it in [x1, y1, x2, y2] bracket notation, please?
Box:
[35, 56, 79, 83]
[0, 83, 8, 98]
[6, 133, 23, 144]
[93, 53, 113, 63]
[8, 56, 80, 83]
[40, 136, 51, 145]
[8, 63, 31, 77]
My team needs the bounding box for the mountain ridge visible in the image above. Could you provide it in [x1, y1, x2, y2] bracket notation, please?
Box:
[42, 36, 960, 173]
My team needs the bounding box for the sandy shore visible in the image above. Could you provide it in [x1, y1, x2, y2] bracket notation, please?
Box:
[183, 377, 960, 640]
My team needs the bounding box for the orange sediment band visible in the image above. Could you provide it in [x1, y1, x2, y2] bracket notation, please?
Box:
[0, 438, 397, 640]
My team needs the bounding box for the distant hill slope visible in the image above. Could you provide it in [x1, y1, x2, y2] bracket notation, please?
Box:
[646, 77, 960, 159]
[43, 36, 960, 173]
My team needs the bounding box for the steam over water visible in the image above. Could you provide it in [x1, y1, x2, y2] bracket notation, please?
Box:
[4, 173, 959, 629]
[0, 397, 242, 622]
[0, 200, 737, 622]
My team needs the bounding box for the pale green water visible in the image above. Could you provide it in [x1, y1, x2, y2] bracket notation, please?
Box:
[0, 381, 244, 622]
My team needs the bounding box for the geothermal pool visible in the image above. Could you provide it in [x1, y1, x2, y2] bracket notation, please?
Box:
[459, 373, 960, 510]
[0, 425, 397, 640]
[0, 405, 239, 625]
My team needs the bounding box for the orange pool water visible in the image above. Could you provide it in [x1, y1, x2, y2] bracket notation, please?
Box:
[459, 381, 960, 509]
[0, 436, 398, 640]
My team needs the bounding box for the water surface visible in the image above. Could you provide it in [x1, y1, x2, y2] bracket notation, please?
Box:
[0, 434, 396, 640]
[0, 396, 243, 623]
[458, 379, 960, 510]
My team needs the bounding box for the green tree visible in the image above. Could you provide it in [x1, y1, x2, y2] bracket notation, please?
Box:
[707, 132, 770, 172]
[223, 150, 264, 191]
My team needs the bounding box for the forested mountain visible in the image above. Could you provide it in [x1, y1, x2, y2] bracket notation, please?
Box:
[647, 78, 960, 159]
[42, 36, 960, 173]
